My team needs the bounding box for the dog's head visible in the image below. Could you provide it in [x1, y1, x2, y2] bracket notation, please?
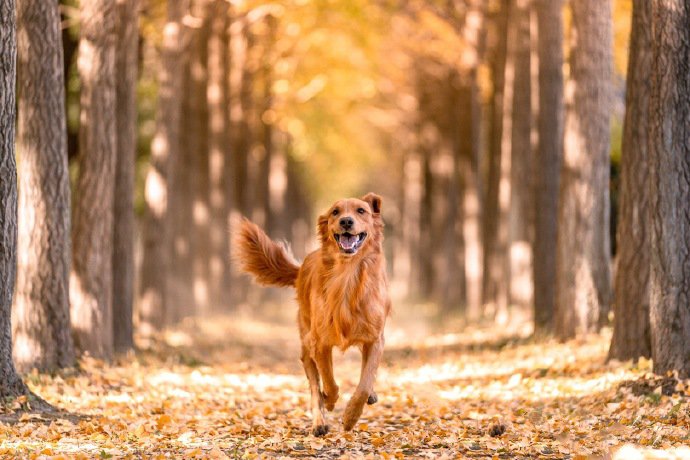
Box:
[317, 193, 383, 257]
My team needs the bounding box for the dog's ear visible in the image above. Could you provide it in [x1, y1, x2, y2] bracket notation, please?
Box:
[317, 212, 330, 242]
[361, 193, 382, 215]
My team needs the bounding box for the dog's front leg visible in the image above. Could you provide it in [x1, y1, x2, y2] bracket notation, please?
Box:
[301, 346, 329, 436]
[315, 346, 339, 411]
[342, 336, 384, 430]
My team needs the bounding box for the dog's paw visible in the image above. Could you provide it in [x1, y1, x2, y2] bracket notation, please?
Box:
[312, 424, 329, 437]
[322, 387, 339, 411]
[367, 392, 378, 405]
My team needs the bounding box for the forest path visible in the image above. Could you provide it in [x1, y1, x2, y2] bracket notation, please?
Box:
[2, 305, 689, 459]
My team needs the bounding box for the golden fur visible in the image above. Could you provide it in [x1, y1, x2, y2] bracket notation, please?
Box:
[234, 193, 391, 436]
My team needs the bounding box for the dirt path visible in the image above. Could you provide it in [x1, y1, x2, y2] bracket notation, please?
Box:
[1, 309, 689, 459]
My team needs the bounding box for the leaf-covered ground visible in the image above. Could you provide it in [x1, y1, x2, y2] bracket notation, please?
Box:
[2, 305, 690, 459]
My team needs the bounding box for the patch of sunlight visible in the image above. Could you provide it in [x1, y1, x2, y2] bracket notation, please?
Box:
[148, 371, 186, 386]
[1, 441, 113, 456]
[613, 444, 690, 460]
[103, 393, 133, 404]
[164, 330, 194, 347]
[148, 369, 303, 392]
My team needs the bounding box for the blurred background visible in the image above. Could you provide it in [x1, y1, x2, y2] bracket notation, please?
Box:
[13, 0, 634, 366]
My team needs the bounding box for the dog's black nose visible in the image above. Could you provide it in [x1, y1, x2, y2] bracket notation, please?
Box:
[339, 217, 354, 230]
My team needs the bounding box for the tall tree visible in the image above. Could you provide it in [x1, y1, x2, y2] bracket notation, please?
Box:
[458, 0, 485, 320]
[608, 0, 652, 362]
[482, 0, 510, 321]
[532, 0, 563, 333]
[13, 0, 75, 371]
[555, 0, 613, 339]
[228, 12, 252, 218]
[188, 1, 211, 314]
[207, 0, 231, 309]
[168, 45, 195, 324]
[648, 0, 690, 378]
[0, 0, 30, 397]
[507, 0, 533, 311]
[112, 0, 140, 353]
[70, 0, 118, 359]
[13, 0, 75, 372]
[139, 0, 187, 335]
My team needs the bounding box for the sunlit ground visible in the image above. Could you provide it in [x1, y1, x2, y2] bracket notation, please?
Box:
[2, 302, 690, 459]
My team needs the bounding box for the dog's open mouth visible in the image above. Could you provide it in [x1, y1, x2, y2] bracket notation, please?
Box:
[334, 232, 367, 254]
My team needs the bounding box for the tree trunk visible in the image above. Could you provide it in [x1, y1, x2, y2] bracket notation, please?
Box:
[229, 12, 252, 218]
[555, 0, 612, 340]
[13, 0, 75, 372]
[0, 0, 30, 398]
[532, 0, 563, 333]
[648, 0, 690, 378]
[458, 0, 485, 321]
[444, 75, 465, 311]
[418, 136, 434, 298]
[608, 0, 652, 362]
[262, 15, 280, 238]
[207, 0, 230, 310]
[460, 149, 483, 320]
[508, 0, 533, 312]
[189, 3, 211, 314]
[482, 0, 510, 321]
[70, 0, 118, 359]
[227, 11, 252, 305]
[138, 0, 187, 336]
[112, 0, 139, 353]
[397, 145, 422, 300]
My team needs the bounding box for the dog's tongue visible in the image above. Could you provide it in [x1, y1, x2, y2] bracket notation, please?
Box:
[339, 234, 358, 250]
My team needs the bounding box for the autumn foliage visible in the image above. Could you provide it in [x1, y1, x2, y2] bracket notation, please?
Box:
[2, 311, 690, 459]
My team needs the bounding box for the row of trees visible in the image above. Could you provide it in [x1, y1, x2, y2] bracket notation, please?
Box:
[378, 0, 612, 333]
[1, 0, 316, 399]
[373, 0, 690, 376]
[1, 0, 689, 403]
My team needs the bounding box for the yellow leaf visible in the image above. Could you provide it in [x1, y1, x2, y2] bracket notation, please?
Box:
[371, 436, 385, 447]
[208, 446, 230, 459]
[157, 414, 173, 430]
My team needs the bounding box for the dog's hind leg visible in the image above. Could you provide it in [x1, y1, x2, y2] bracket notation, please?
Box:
[343, 337, 384, 431]
[315, 346, 339, 411]
[301, 346, 329, 436]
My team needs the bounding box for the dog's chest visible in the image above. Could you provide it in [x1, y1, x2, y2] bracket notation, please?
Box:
[317, 267, 383, 348]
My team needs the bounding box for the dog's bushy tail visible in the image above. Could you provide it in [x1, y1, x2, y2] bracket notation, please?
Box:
[233, 218, 300, 288]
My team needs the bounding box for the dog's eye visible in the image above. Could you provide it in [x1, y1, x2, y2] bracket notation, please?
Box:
[331, 209, 339, 216]
[357, 208, 366, 214]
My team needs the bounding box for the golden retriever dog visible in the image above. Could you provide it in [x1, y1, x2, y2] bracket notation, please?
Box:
[234, 193, 391, 436]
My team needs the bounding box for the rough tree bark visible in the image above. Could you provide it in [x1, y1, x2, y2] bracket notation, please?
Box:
[648, 0, 690, 378]
[70, 0, 118, 359]
[608, 0, 652, 362]
[555, 0, 613, 339]
[139, 0, 187, 335]
[13, 0, 75, 372]
[112, 0, 140, 353]
[0, 0, 30, 398]
[532, 0, 563, 333]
